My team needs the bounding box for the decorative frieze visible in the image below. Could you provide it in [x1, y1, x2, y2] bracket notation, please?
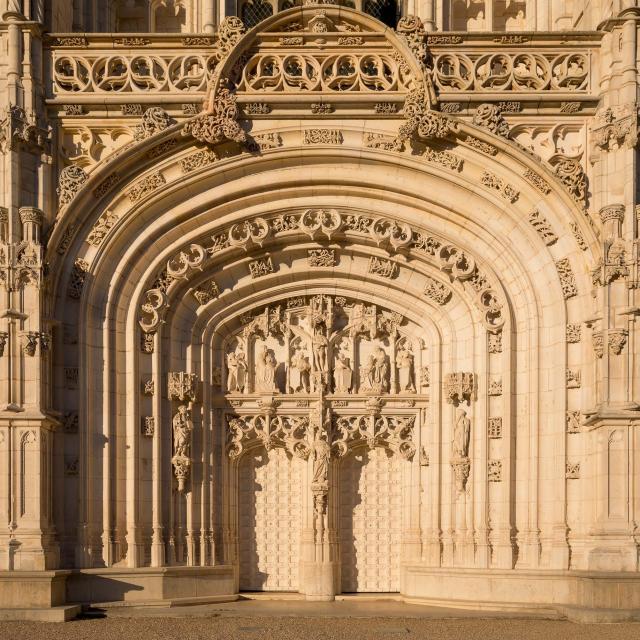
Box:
[555, 258, 578, 299]
[308, 249, 336, 267]
[488, 459, 502, 482]
[368, 256, 397, 279]
[133, 107, 173, 141]
[524, 169, 552, 195]
[566, 462, 581, 479]
[121, 104, 144, 116]
[244, 102, 271, 115]
[57, 165, 88, 208]
[464, 136, 498, 156]
[608, 329, 628, 355]
[141, 332, 155, 354]
[249, 256, 274, 279]
[528, 209, 557, 245]
[488, 417, 502, 438]
[566, 324, 581, 343]
[192, 279, 220, 305]
[566, 411, 581, 434]
[141, 416, 155, 437]
[303, 129, 342, 145]
[374, 102, 398, 114]
[591, 331, 604, 358]
[592, 104, 638, 152]
[424, 276, 452, 305]
[560, 102, 581, 114]
[421, 147, 463, 171]
[488, 332, 502, 353]
[311, 103, 334, 114]
[553, 158, 587, 203]
[180, 149, 217, 173]
[92, 173, 120, 199]
[445, 372, 475, 404]
[481, 171, 519, 202]
[86, 211, 119, 247]
[182, 103, 200, 115]
[570, 222, 588, 251]
[64, 105, 83, 116]
[127, 172, 167, 204]
[363, 133, 403, 152]
[168, 371, 199, 402]
[63, 412, 79, 433]
[67, 258, 89, 299]
[65, 367, 79, 390]
[146, 138, 178, 159]
[473, 104, 510, 138]
[441, 103, 462, 113]
[143, 380, 155, 395]
[488, 378, 502, 396]
[566, 369, 581, 389]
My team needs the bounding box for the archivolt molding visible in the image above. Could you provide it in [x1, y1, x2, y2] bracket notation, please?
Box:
[136, 208, 507, 336]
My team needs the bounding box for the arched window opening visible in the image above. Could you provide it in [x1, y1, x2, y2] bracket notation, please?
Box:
[241, 0, 275, 29]
[452, 0, 486, 31]
[115, 0, 149, 32]
[494, 0, 526, 31]
[152, 0, 187, 33]
[363, 0, 398, 28]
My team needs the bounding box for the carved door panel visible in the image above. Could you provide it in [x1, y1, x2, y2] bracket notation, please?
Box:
[339, 447, 402, 593]
[238, 446, 302, 591]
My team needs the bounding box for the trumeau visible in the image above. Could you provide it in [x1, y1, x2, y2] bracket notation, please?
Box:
[1, 0, 640, 622]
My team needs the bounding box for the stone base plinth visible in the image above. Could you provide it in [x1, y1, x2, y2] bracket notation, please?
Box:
[0, 570, 71, 608]
[403, 565, 640, 622]
[66, 565, 236, 607]
[0, 606, 81, 622]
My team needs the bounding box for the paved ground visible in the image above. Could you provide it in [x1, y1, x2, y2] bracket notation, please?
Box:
[1, 600, 640, 639]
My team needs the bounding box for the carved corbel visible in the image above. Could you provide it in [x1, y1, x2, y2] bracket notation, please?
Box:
[591, 104, 638, 153]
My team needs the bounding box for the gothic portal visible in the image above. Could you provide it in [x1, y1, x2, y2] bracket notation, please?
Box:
[2, 0, 640, 622]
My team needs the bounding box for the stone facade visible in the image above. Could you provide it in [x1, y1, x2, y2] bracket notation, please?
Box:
[1, 0, 640, 622]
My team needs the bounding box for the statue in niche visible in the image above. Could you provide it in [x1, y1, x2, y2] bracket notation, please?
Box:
[333, 353, 353, 393]
[371, 344, 389, 393]
[312, 433, 330, 487]
[452, 408, 471, 459]
[172, 405, 193, 458]
[236, 350, 247, 392]
[226, 349, 247, 392]
[312, 319, 329, 373]
[291, 347, 311, 393]
[397, 344, 416, 393]
[255, 343, 277, 392]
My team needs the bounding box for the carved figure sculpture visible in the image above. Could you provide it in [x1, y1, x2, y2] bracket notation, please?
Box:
[226, 352, 238, 392]
[172, 405, 193, 458]
[312, 320, 329, 372]
[312, 435, 330, 487]
[256, 343, 277, 392]
[397, 345, 416, 392]
[236, 350, 247, 392]
[372, 345, 389, 392]
[453, 408, 471, 459]
[291, 347, 311, 393]
[334, 353, 353, 393]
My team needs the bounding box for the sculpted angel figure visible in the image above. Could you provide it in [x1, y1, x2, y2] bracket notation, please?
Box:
[172, 405, 193, 459]
[452, 408, 471, 459]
